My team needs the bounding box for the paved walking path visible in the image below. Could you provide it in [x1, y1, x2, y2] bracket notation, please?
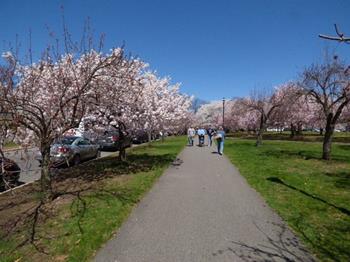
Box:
[94, 138, 314, 262]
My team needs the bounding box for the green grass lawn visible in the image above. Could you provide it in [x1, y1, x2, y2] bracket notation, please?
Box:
[0, 136, 186, 262]
[2, 141, 18, 150]
[224, 138, 350, 262]
[229, 131, 350, 143]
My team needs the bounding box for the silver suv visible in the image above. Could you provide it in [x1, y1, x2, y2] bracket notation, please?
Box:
[37, 136, 100, 167]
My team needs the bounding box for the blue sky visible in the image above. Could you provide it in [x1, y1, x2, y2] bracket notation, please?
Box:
[1, 0, 350, 101]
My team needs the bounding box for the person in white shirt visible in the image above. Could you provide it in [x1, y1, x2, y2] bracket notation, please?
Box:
[187, 127, 196, 146]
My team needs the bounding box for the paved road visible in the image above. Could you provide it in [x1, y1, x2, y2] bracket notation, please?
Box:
[3, 148, 116, 184]
[4, 148, 40, 184]
[94, 138, 314, 262]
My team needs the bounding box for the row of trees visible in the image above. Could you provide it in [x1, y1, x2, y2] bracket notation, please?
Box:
[194, 57, 350, 160]
[0, 39, 191, 196]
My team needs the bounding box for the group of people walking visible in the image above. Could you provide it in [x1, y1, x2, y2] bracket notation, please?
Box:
[187, 126, 225, 155]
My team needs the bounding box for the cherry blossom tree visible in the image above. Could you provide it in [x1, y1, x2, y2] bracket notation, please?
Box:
[195, 100, 230, 127]
[339, 104, 350, 126]
[160, 82, 192, 134]
[137, 72, 172, 141]
[83, 53, 147, 160]
[301, 58, 350, 160]
[79, 65, 192, 159]
[135, 72, 192, 140]
[269, 84, 307, 136]
[226, 99, 260, 132]
[1, 51, 20, 190]
[1, 47, 130, 196]
[243, 86, 293, 146]
[0, 16, 193, 251]
[195, 99, 259, 132]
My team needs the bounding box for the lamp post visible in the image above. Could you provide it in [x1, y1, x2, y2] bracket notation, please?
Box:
[222, 97, 225, 129]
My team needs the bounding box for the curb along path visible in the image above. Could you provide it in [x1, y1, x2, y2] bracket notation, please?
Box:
[94, 138, 314, 262]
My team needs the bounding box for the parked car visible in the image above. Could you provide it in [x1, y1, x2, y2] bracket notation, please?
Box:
[132, 130, 149, 144]
[0, 157, 21, 190]
[95, 131, 132, 151]
[36, 136, 100, 167]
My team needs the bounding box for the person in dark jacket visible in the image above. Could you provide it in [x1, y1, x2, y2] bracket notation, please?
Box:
[207, 126, 215, 147]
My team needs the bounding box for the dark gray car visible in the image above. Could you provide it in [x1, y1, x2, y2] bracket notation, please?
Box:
[96, 131, 132, 151]
[132, 130, 149, 144]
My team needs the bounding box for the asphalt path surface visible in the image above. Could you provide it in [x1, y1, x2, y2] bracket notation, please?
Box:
[94, 137, 314, 262]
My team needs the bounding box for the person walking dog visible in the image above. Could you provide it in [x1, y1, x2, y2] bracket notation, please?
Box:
[215, 126, 225, 155]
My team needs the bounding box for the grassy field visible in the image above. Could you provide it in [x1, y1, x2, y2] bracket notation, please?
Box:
[229, 131, 350, 143]
[2, 141, 18, 150]
[0, 136, 186, 262]
[224, 138, 350, 261]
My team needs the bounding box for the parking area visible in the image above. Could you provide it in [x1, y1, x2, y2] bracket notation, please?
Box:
[2, 148, 117, 189]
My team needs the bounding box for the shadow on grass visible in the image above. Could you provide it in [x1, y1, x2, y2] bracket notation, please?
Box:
[259, 148, 350, 162]
[212, 221, 315, 262]
[259, 149, 321, 161]
[324, 170, 350, 190]
[0, 152, 180, 255]
[337, 144, 350, 151]
[54, 153, 176, 183]
[232, 133, 350, 143]
[293, 215, 350, 261]
[266, 177, 350, 216]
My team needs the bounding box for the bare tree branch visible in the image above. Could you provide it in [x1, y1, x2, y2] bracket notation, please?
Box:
[319, 24, 350, 43]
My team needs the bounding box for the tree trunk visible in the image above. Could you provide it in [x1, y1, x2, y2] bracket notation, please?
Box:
[319, 128, 324, 136]
[118, 147, 126, 161]
[256, 114, 266, 147]
[296, 122, 303, 136]
[290, 123, 296, 138]
[114, 121, 127, 161]
[147, 130, 152, 143]
[256, 129, 263, 146]
[0, 147, 5, 159]
[322, 116, 335, 160]
[40, 144, 52, 199]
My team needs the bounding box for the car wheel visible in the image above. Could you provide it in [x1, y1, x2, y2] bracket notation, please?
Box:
[73, 155, 81, 166]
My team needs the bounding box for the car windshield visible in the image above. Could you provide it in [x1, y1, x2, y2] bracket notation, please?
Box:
[55, 137, 77, 145]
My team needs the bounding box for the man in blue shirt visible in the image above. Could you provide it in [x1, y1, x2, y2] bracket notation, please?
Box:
[197, 128, 206, 146]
